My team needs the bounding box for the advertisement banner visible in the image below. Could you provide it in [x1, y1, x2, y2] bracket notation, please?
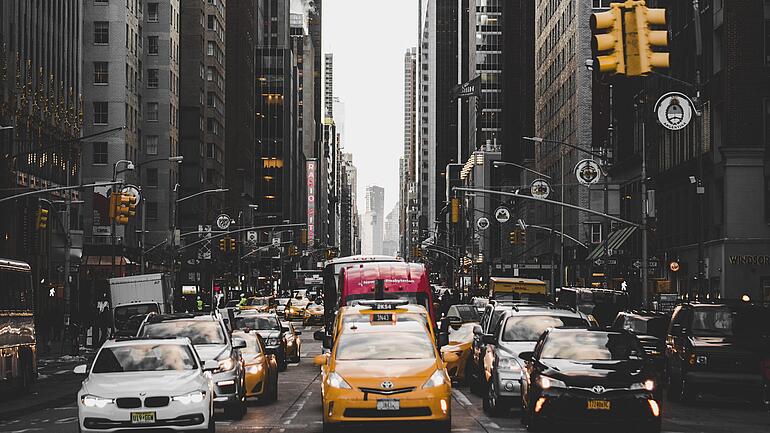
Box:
[306, 159, 317, 246]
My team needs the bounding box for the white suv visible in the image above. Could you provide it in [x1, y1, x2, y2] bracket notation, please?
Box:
[75, 338, 216, 432]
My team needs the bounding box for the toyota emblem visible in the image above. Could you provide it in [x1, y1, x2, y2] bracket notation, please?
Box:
[380, 381, 394, 389]
[591, 385, 606, 394]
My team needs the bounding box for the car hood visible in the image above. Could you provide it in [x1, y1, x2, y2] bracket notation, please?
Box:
[541, 358, 647, 388]
[498, 341, 537, 358]
[334, 359, 439, 388]
[193, 344, 230, 361]
[83, 370, 205, 397]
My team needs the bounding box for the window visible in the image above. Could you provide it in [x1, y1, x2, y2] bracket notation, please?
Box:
[590, 223, 603, 244]
[146, 201, 159, 221]
[145, 168, 158, 187]
[145, 135, 158, 155]
[148, 36, 159, 54]
[147, 2, 159, 22]
[147, 68, 159, 88]
[207, 66, 214, 81]
[93, 142, 108, 165]
[207, 15, 216, 30]
[146, 102, 159, 121]
[94, 21, 109, 44]
[765, 1, 770, 65]
[207, 41, 215, 56]
[207, 142, 215, 158]
[93, 101, 108, 124]
[93, 62, 108, 84]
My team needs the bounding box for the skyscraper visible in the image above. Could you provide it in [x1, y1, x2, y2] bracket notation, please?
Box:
[362, 185, 385, 255]
[401, 47, 418, 258]
[324, 53, 333, 119]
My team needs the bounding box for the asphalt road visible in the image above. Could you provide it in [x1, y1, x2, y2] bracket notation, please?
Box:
[2, 322, 768, 433]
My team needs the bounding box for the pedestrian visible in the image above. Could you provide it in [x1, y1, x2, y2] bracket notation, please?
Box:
[96, 294, 111, 346]
[238, 292, 248, 307]
[196, 296, 204, 311]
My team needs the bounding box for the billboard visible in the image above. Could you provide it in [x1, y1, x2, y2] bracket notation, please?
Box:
[306, 159, 317, 246]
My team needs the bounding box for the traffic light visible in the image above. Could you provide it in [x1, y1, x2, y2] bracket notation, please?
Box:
[590, 4, 625, 75]
[450, 198, 460, 224]
[219, 238, 227, 252]
[36, 206, 49, 230]
[299, 228, 308, 245]
[229, 238, 236, 252]
[114, 193, 132, 225]
[509, 231, 519, 245]
[627, 3, 669, 76]
[518, 228, 527, 245]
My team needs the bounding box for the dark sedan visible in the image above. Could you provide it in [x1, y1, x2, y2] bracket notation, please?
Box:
[520, 328, 661, 432]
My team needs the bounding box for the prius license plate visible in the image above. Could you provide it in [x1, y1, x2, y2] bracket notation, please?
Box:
[376, 399, 400, 411]
[587, 400, 611, 410]
[131, 411, 156, 424]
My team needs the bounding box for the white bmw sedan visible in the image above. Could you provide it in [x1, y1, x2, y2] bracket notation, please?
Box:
[75, 338, 217, 432]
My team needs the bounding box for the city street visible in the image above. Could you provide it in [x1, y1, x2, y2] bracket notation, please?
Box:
[1, 322, 768, 433]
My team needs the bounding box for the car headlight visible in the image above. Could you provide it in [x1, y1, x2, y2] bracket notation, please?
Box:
[499, 357, 523, 373]
[247, 364, 264, 375]
[267, 337, 280, 346]
[630, 379, 655, 391]
[218, 358, 236, 372]
[422, 369, 447, 389]
[538, 375, 566, 390]
[81, 395, 114, 408]
[172, 390, 206, 404]
[327, 371, 352, 389]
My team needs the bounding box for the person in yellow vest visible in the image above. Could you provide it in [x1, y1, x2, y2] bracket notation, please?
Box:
[196, 296, 204, 311]
[238, 293, 248, 307]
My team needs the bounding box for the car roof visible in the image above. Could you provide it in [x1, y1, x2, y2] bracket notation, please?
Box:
[340, 302, 429, 316]
[235, 311, 279, 318]
[339, 320, 429, 335]
[144, 313, 221, 323]
[104, 337, 192, 348]
[500, 305, 586, 318]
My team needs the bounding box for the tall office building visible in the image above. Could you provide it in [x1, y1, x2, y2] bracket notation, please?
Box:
[383, 205, 400, 257]
[179, 0, 226, 234]
[401, 47, 418, 258]
[324, 53, 333, 119]
[361, 185, 385, 255]
[0, 0, 83, 317]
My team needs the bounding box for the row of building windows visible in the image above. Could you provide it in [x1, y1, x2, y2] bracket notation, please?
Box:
[537, 0, 575, 55]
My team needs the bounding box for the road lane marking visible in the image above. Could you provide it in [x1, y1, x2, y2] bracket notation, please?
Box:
[54, 417, 77, 424]
[452, 388, 473, 408]
[283, 390, 312, 425]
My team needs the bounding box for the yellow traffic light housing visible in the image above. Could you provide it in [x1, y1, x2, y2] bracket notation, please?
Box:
[450, 198, 460, 224]
[113, 193, 132, 225]
[126, 194, 138, 219]
[628, 3, 669, 76]
[229, 238, 236, 252]
[509, 231, 518, 245]
[590, 5, 625, 75]
[219, 238, 227, 252]
[299, 228, 308, 245]
[108, 192, 117, 222]
[518, 228, 527, 245]
[36, 207, 49, 230]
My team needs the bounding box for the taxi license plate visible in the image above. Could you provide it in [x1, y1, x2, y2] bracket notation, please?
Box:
[587, 400, 611, 410]
[130, 411, 156, 424]
[376, 399, 400, 411]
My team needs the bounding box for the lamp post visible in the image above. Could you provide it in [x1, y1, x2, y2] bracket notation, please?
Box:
[111, 160, 134, 277]
[134, 156, 183, 273]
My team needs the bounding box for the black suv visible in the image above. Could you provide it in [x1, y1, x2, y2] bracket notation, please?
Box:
[137, 313, 248, 419]
[232, 311, 291, 371]
[612, 311, 670, 376]
[665, 302, 770, 405]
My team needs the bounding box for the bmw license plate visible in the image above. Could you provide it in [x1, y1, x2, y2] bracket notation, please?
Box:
[130, 411, 156, 424]
[376, 399, 400, 411]
[587, 400, 611, 410]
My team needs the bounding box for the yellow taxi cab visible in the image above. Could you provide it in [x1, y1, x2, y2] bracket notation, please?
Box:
[314, 300, 457, 432]
[439, 322, 476, 382]
[240, 296, 275, 312]
[331, 300, 437, 344]
[303, 300, 325, 325]
[232, 330, 279, 403]
[284, 298, 309, 320]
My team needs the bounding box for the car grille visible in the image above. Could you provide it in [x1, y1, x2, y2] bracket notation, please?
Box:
[218, 383, 237, 394]
[359, 387, 416, 396]
[144, 396, 170, 407]
[343, 407, 432, 418]
[115, 397, 142, 409]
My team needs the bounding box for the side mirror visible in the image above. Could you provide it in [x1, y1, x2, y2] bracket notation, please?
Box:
[313, 329, 326, 341]
[282, 326, 290, 332]
[73, 364, 88, 375]
[519, 351, 534, 362]
[232, 338, 247, 349]
[438, 332, 449, 348]
[482, 334, 496, 345]
[313, 354, 329, 366]
[473, 324, 483, 336]
[202, 360, 219, 371]
[295, 330, 302, 336]
[323, 335, 333, 350]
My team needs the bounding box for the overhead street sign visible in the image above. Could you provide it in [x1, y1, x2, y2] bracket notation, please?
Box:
[494, 207, 511, 223]
[476, 217, 490, 231]
[654, 92, 694, 131]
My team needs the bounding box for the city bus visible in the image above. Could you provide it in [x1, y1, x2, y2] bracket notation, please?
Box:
[0, 258, 36, 392]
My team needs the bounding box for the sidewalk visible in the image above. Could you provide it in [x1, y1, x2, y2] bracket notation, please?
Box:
[0, 345, 96, 421]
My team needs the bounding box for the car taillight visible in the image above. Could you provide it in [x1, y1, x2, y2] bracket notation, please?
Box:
[761, 359, 770, 380]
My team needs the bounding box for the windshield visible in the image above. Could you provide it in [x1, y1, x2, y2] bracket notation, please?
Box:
[92, 344, 197, 373]
[691, 307, 734, 337]
[540, 331, 643, 360]
[502, 315, 588, 342]
[622, 316, 668, 338]
[232, 332, 263, 354]
[140, 320, 225, 345]
[248, 298, 270, 306]
[114, 304, 159, 325]
[446, 305, 481, 322]
[336, 332, 435, 360]
[448, 323, 476, 344]
[234, 315, 281, 331]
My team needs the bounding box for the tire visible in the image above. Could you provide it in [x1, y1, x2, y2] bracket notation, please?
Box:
[484, 378, 508, 416]
[322, 416, 339, 433]
[638, 418, 661, 433]
[278, 354, 287, 372]
[469, 362, 484, 395]
[224, 398, 246, 420]
[666, 366, 682, 402]
[433, 415, 451, 432]
[268, 372, 279, 402]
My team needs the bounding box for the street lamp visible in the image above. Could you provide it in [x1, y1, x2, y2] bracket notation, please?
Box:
[492, 161, 552, 179]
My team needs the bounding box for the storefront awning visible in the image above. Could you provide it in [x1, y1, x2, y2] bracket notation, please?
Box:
[586, 226, 637, 261]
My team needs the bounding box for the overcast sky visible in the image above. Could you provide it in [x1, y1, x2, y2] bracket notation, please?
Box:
[322, 0, 419, 214]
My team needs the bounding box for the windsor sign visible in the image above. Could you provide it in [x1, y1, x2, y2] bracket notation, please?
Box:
[728, 255, 770, 266]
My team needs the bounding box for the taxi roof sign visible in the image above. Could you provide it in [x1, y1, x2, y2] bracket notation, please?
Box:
[353, 299, 410, 310]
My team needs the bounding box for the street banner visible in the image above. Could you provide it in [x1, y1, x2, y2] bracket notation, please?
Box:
[450, 76, 481, 99]
[306, 159, 317, 246]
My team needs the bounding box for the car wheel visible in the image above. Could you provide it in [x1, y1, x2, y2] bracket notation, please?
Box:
[637, 418, 661, 433]
[484, 378, 507, 416]
[322, 416, 339, 433]
[666, 366, 682, 402]
[269, 372, 279, 402]
[278, 353, 287, 372]
[525, 410, 545, 432]
[433, 414, 451, 432]
[469, 363, 483, 395]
